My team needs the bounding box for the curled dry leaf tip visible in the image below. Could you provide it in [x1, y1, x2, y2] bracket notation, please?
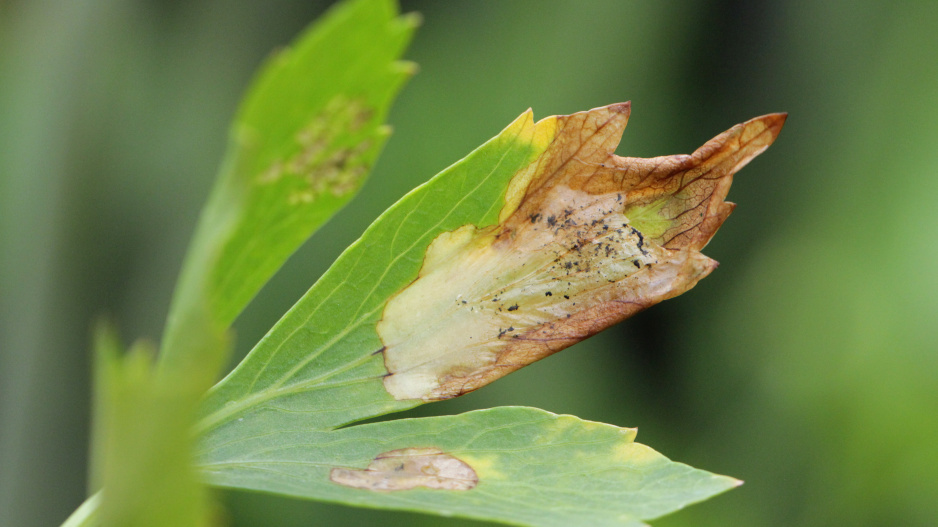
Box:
[379, 103, 786, 401]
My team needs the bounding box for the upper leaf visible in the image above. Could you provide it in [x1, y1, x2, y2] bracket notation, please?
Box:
[159, 0, 417, 374]
[208, 0, 418, 326]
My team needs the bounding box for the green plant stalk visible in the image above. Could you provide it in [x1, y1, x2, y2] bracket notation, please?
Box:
[60, 492, 100, 527]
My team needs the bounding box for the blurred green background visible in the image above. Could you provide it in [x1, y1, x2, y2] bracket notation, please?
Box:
[2, 1, 936, 526]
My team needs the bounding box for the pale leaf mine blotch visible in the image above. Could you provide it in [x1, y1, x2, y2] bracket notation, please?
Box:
[330, 448, 479, 491]
[379, 103, 786, 401]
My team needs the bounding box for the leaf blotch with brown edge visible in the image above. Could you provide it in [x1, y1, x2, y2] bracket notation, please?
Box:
[379, 103, 786, 401]
[329, 448, 478, 491]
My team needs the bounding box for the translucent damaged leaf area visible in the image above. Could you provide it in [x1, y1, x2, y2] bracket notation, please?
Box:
[330, 447, 478, 491]
[381, 103, 786, 400]
[199, 407, 738, 527]
[254, 96, 376, 204]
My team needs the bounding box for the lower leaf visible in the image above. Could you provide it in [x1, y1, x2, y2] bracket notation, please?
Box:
[197, 406, 738, 527]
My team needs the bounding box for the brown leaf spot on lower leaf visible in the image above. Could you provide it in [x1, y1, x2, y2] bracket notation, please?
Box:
[329, 448, 478, 491]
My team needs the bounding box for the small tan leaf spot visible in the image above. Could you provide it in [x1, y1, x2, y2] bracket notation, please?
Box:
[329, 447, 479, 492]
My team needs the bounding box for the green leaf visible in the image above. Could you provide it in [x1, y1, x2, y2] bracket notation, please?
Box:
[195, 108, 544, 438]
[90, 324, 215, 527]
[198, 407, 738, 527]
[159, 0, 417, 373]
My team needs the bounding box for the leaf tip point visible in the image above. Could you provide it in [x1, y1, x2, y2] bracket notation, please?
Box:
[760, 112, 788, 138]
[610, 101, 631, 114]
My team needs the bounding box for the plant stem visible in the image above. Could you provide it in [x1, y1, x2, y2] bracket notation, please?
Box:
[60, 492, 100, 527]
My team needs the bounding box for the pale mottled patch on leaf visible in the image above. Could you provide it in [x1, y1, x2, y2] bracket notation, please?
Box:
[256, 96, 376, 202]
[329, 448, 478, 491]
[379, 103, 786, 401]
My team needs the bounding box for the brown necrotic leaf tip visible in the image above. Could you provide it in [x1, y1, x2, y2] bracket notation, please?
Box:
[380, 103, 786, 401]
